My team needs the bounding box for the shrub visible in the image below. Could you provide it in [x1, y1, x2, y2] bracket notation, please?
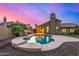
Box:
[74, 29, 79, 35]
[68, 33, 74, 35]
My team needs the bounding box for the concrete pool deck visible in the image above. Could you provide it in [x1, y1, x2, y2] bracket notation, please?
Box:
[11, 35, 79, 52]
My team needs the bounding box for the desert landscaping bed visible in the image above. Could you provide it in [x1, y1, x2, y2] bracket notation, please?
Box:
[0, 42, 79, 56]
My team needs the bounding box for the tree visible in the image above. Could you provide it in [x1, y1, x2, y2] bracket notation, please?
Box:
[9, 21, 28, 36]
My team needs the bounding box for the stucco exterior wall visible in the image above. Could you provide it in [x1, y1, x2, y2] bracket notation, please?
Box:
[55, 20, 61, 34]
[0, 25, 12, 40]
[60, 27, 78, 34]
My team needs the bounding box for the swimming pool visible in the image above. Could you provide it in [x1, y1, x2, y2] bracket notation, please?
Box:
[11, 35, 79, 52]
[24, 34, 54, 44]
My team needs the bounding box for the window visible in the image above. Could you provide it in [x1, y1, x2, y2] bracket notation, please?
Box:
[46, 26, 49, 33]
[70, 29, 74, 32]
[62, 29, 66, 33]
[56, 26, 59, 30]
[56, 26, 59, 32]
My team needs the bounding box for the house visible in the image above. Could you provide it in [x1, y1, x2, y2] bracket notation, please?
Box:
[35, 13, 79, 35]
[0, 17, 13, 40]
[35, 13, 62, 35]
[60, 23, 79, 34]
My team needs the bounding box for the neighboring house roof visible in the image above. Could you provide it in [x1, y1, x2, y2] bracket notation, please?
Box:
[0, 21, 14, 25]
[60, 23, 78, 27]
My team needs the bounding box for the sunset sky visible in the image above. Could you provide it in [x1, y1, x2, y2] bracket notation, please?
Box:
[0, 3, 79, 27]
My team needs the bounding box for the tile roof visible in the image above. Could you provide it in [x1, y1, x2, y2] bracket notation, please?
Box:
[60, 23, 78, 27]
[37, 18, 61, 27]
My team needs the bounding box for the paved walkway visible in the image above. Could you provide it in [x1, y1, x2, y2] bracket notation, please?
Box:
[41, 35, 79, 51]
[11, 35, 79, 52]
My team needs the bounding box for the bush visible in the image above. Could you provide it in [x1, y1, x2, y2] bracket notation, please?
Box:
[68, 33, 74, 35]
[74, 29, 79, 35]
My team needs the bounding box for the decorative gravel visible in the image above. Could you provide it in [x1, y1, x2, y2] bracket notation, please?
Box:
[0, 42, 79, 56]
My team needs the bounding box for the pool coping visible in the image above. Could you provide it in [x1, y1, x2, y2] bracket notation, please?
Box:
[11, 34, 79, 52]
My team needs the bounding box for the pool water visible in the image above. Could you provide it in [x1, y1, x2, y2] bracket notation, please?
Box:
[26, 35, 54, 44]
[36, 35, 54, 44]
